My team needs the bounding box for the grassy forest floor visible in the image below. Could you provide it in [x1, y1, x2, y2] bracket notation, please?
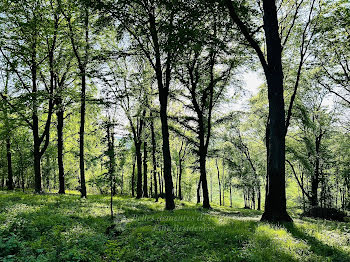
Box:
[0, 191, 349, 262]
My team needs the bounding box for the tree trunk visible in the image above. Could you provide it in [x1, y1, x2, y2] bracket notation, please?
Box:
[160, 165, 163, 195]
[178, 158, 183, 200]
[33, 125, 41, 193]
[311, 133, 322, 207]
[148, 10, 174, 210]
[200, 152, 210, 208]
[257, 185, 261, 211]
[6, 138, 14, 190]
[210, 172, 213, 202]
[175, 166, 178, 197]
[136, 142, 143, 198]
[32, 50, 42, 194]
[57, 99, 65, 194]
[143, 141, 148, 197]
[131, 156, 136, 197]
[158, 95, 175, 209]
[79, 70, 87, 198]
[216, 159, 222, 206]
[222, 158, 225, 206]
[260, 0, 292, 222]
[197, 177, 201, 204]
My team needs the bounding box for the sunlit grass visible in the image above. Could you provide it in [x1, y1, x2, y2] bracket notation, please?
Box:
[0, 191, 349, 262]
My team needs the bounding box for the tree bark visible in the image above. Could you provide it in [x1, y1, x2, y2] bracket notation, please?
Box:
[257, 185, 261, 211]
[57, 98, 65, 194]
[136, 142, 143, 198]
[224, 0, 292, 222]
[149, 11, 175, 210]
[79, 69, 87, 198]
[311, 132, 322, 207]
[260, 0, 292, 222]
[178, 156, 183, 200]
[131, 155, 136, 197]
[151, 115, 158, 202]
[200, 152, 210, 208]
[216, 159, 222, 206]
[32, 53, 42, 194]
[222, 158, 225, 206]
[197, 177, 201, 204]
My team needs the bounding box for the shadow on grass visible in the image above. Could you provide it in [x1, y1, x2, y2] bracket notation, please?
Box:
[284, 223, 350, 262]
[106, 208, 300, 262]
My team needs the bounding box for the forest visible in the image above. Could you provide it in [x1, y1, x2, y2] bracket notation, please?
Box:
[0, 0, 349, 261]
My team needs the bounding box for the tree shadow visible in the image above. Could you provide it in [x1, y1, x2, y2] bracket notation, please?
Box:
[284, 222, 350, 262]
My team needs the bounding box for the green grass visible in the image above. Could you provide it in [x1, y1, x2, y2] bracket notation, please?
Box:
[0, 191, 349, 262]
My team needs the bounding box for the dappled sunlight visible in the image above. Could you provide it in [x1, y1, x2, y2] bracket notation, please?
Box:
[1, 191, 349, 261]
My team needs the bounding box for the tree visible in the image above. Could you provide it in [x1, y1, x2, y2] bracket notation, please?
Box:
[97, 0, 199, 210]
[0, 0, 63, 193]
[0, 64, 14, 190]
[222, 0, 319, 222]
[60, 0, 94, 197]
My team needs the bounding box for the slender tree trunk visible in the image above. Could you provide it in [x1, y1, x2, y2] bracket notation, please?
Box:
[131, 156, 136, 197]
[151, 114, 158, 201]
[216, 159, 221, 206]
[160, 165, 163, 195]
[79, 70, 87, 198]
[311, 133, 322, 207]
[121, 169, 124, 195]
[3, 75, 13, 191]
[200, 151, 210, 208]
[6, 138, 14, 190]
[197, 177, 201, 204]
[178, 158, 183, 200]
[32, 50, 42, 194]
[222, 158, 225, 206]
[210, 172, 213, 202]
[143, 141, 148, 197]
[257, 185, 261, 211]
[175, 166, 178, 197]
[57, 99, 65, 194]
[136, 142, 143, 198]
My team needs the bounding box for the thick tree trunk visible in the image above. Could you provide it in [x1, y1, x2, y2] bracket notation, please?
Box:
[143, 141, 148, 197]
[6, 138, 14, 190]
[260, 0, 292, 222]
[149, 10, 175, 210]
[57, 99, 65, 194]
[79, 71, 87, 198]
[136, 142, 143, 198]
[159, 95, 175, 209]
